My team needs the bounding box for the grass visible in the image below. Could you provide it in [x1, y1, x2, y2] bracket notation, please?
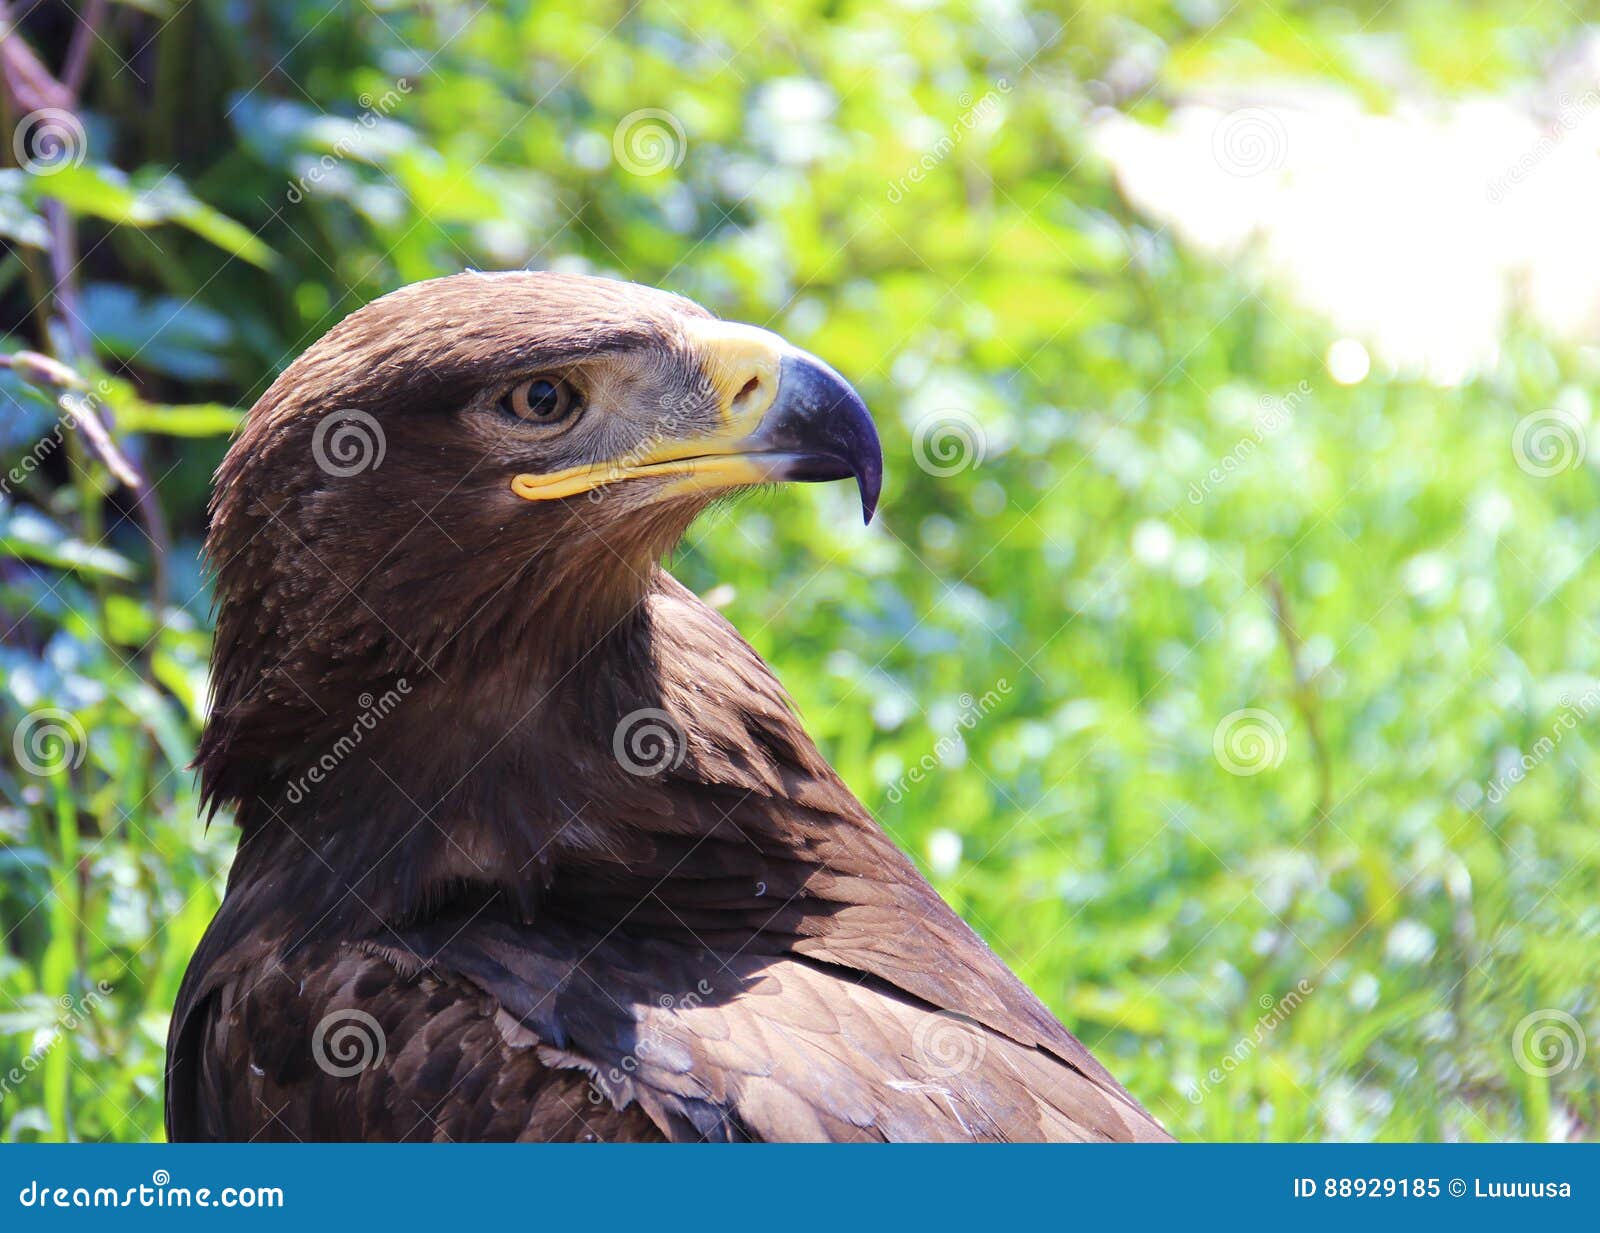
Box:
[2, 0, 1597, 1142]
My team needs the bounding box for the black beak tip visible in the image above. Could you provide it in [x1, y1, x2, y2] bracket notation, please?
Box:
[770, 353, 884, 526]
[857, 444, 882, 525]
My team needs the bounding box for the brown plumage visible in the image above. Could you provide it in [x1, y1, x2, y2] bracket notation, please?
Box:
[165, 271, 1168, 1143]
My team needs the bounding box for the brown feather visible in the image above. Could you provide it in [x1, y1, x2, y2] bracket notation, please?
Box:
[167, 271, 1169, 1143]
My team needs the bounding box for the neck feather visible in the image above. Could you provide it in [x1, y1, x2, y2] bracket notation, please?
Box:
[203, 568, 845, 936]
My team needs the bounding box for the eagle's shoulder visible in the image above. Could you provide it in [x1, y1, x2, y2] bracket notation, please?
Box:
[558, 573, 1170, 1140]
[372, 916, 1167, 1142]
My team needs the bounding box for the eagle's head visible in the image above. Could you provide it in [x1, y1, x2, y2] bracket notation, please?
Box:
[198, 271, 880, 862]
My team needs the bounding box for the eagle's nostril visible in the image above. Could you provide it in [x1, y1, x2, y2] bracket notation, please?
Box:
[731, 374, 764, 417]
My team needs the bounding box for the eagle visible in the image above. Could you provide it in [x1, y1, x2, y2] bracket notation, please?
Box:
[165, 271, 1168, 1143]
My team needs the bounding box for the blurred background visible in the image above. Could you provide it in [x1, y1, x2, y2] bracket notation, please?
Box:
[2, 0, 1598, 1143]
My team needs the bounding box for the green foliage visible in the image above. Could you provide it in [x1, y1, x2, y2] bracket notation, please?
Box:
[1, 0, 1596, 1142]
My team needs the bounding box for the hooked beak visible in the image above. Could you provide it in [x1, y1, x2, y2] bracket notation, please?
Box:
[738, 352, 883, 524]
[509, 321, 883, 524]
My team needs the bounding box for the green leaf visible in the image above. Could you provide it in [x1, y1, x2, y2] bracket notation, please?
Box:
[114, 402, 243, 437]
[21, 164, 274, 269]
[80, 283, 233, 382]
[0, 504, 136, 580]
[0, 193, 49, 249]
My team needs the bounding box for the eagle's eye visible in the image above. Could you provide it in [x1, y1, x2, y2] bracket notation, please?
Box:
[499, 375, 581, 427]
